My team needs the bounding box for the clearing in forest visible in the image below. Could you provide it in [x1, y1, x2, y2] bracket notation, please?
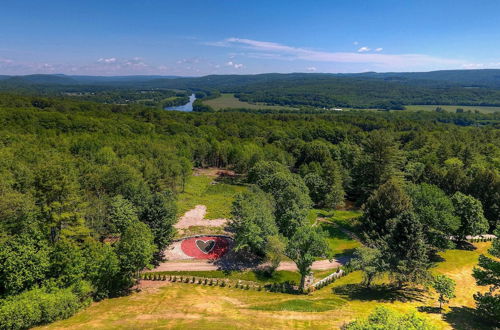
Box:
[176, 168, 247, 219]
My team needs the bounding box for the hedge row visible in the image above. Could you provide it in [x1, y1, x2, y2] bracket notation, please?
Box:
[0, 281, 93, 330]
[140, 273, 300, 294]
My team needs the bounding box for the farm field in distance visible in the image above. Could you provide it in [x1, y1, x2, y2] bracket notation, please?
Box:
[202, 93, 297, 111]
[404, 104, 500, 114]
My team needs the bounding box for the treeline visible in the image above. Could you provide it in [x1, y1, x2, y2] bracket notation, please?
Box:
[0, 92, 498, 327]
[233, 78, 500, 109]
[5, 72, 500, 109]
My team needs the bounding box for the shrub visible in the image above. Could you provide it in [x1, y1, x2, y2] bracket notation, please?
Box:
[0, 285, 89, 329]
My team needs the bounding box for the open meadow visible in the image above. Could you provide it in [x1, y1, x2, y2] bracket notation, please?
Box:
[203, 94, 296, 111]
[39, 242, 494, 330]
[176, 170, 247, 219]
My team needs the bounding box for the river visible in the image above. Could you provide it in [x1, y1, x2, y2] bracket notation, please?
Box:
[164, 94, 196, 111]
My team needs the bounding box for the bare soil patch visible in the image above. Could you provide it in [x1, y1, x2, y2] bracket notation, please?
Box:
[174, 205, 229, 230]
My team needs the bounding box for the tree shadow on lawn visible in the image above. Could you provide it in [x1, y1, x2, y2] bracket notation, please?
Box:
[443, 306, 496, 330]
[212, 249, 262, 272]
[455, 241, 477, 251]
[334, 250, 356, 261]
[417, 306, 442, 314]
[333, 283, 427, 303]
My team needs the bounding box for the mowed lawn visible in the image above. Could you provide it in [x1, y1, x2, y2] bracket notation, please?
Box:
[308, 208, 363, 256]
[176, 174, 247, 219]
[203, 93, 296, 111]
[39, 242, 494, 329]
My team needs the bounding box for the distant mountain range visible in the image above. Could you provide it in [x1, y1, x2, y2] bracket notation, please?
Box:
[3, 70, 500, 108]
[0, 74, 185, 86]
[1, 69, 500, 88]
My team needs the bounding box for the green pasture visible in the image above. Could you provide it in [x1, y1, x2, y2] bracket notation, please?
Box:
[203, 93, 296, 111]
[176, 174, 247, 219]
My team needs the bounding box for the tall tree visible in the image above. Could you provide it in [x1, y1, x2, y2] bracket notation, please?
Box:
[432, 275, 456, 310]
[253, 164, 311, 237]
[0, 234, 50, 295]
[468, 167, 500, 231]
[353, 130, 403, 200]
[264, 234, 287, 274]
[387, 212, 430, 287]
[451, 192, 489, 242]
[140, 191, 177, 261]
[473, 231, 500, 324]
[106, 195, 138, 235]
[230, 188, 278, 255]
[407, 183, 460, 251]
[362, 179, 412, 243]
[116, 221, 156, 281]
[351, 247, 387, 288]
[285, 225, 330, 292]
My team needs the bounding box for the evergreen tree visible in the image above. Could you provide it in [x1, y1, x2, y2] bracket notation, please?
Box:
[140, 191, 177, 261]
[362, 179, 412, 243]
[387, 212, 431, 286]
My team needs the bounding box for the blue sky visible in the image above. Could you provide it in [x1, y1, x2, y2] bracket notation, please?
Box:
[1, 0, 500, 76]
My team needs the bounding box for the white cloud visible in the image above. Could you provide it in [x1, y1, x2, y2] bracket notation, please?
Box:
[375, 48, 383, 52]
[357, 47, 370, 53]
[97, 57, 117, 63]
[226, 60, 243, 69]
[353, 41, 359, 45]
[462, 62, 500, 69]
[0, 58, 13, 64]
[208, 37, 466, 71]
[307, 66, 317, 72]
[177, 57, 200, 64]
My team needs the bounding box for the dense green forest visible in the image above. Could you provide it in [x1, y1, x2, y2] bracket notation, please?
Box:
[0, 89, 498, 328]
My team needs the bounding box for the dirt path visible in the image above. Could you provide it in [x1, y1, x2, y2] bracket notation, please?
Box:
[151, 257, 347, 272]
[174, 205, 228, 229]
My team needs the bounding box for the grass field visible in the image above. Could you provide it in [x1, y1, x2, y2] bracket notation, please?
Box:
[308, 208, 362, 256]
[404, 104, 500, 114]
[40, 242, 494, 329]
[146, 270, 301, 284]
[203, 94, 296, 111]
[176, 174, 247, 219]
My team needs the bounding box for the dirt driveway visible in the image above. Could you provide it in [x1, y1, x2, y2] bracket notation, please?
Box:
[151, 257, 347, 272]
